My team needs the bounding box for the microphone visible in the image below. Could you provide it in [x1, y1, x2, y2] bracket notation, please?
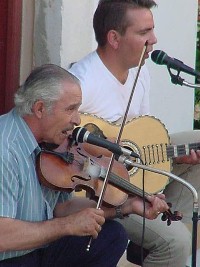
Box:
[151, 50, 200, 78]
[72, 127, 140, 158]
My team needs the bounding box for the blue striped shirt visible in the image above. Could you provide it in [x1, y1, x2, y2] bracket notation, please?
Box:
[0, 109, 70, 261]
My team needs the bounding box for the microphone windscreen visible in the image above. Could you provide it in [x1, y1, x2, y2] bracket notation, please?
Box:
[72, 127, 86, 143]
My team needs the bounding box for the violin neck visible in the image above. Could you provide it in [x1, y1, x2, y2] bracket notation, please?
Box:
[107, 172, 150, 199]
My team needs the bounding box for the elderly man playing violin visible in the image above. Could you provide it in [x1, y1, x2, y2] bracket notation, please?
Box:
[0, 64, 168, 267]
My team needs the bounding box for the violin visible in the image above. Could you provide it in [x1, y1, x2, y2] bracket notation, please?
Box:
[37, 144, 129, 207]
[36, 143, 182, 225]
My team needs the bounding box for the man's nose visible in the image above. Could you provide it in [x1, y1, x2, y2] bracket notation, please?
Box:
[73, 112, 81, 126]
[149, 32, 157, 46]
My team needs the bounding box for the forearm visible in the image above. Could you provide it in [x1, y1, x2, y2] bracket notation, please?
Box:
[0, 217, 74, 252]
[54, 196, 165, 221]
[54, 197, 97, 217]
[0, 203, 106, 252]
[54, 197, 119, 219]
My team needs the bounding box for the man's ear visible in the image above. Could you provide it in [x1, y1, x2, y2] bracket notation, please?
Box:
[107, 30, 120, 49]
[32, 100, 45, 119]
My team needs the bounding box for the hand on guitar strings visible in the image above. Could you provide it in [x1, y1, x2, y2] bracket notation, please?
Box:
[174, 149, 200, 165]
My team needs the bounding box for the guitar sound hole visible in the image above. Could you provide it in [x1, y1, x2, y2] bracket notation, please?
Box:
[123, 145, 139, 171]
[125, 162, 136, 171]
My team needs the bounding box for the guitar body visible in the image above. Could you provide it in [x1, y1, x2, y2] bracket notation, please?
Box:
[80, 113, 171, 194]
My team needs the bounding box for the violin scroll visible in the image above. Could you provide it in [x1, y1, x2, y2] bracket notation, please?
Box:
[161, 202, 183, 226]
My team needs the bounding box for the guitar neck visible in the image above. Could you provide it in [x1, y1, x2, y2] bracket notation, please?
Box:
[167, 142, 200, 158]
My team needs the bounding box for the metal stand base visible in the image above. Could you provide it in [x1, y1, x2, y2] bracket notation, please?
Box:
[191, 212, 199, 267]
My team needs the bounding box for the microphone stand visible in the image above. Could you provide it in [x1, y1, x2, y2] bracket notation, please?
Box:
[163, 64, 200, 266]
[118, 155, 199, 267]
[167, 69, 200, 89]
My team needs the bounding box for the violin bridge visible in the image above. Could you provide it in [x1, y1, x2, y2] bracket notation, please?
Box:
[82, 157, 102, 179]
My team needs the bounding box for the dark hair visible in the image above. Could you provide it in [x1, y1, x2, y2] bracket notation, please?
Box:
[93, 0, 157, 47]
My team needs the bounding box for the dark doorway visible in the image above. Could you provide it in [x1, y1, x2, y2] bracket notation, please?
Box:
[0, 0, 22, 114]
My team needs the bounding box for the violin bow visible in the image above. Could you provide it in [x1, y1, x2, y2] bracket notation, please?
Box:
[86, 42, 148, 251]
[116, 41, 148, 142]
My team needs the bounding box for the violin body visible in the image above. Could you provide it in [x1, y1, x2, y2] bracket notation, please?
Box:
[37, 145, 129, 207]
[37, 143, 182, 224]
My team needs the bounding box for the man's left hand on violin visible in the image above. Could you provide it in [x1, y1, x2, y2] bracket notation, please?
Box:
[112, 194, 169, 220]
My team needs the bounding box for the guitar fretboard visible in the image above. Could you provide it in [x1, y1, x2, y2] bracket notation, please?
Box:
[167, 142, 200, 158]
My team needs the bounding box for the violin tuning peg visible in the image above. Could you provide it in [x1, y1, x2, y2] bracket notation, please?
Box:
[173, 211, 183, 221]
[161, 213, 167, 221]
[167, 202, 172, 208]
[167, 219, 171, 226]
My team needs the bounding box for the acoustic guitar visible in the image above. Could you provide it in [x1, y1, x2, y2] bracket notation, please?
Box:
[79, 113, 200, 194]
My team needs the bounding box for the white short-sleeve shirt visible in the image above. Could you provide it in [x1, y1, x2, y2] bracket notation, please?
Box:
[69, 51, 150, 123]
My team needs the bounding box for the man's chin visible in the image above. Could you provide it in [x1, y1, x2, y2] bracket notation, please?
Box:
[54, 138, 70, 152]
[50, 134, 67, 147]
[58, 135, 68, 144]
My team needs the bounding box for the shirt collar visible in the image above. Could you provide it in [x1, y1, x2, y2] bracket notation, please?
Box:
[13, 108, 39, 156]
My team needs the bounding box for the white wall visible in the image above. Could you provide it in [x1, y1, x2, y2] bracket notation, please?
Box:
[20, 0, 35, 84]
[34, 0, 62, 66]
[60, 0, 198, 133]
[61, 0, 98, 68]
[148, 0, 198, 133]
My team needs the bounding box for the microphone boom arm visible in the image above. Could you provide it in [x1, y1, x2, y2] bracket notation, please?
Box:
[166, 69, 200, 89]
[119, 155, 198, 203]
[182, 81, 200, 89]
[118, 155, 199, 267]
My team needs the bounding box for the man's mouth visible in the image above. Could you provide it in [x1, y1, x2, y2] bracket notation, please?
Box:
[62, 127, 74, 136]
[62, 130, 68, 137]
